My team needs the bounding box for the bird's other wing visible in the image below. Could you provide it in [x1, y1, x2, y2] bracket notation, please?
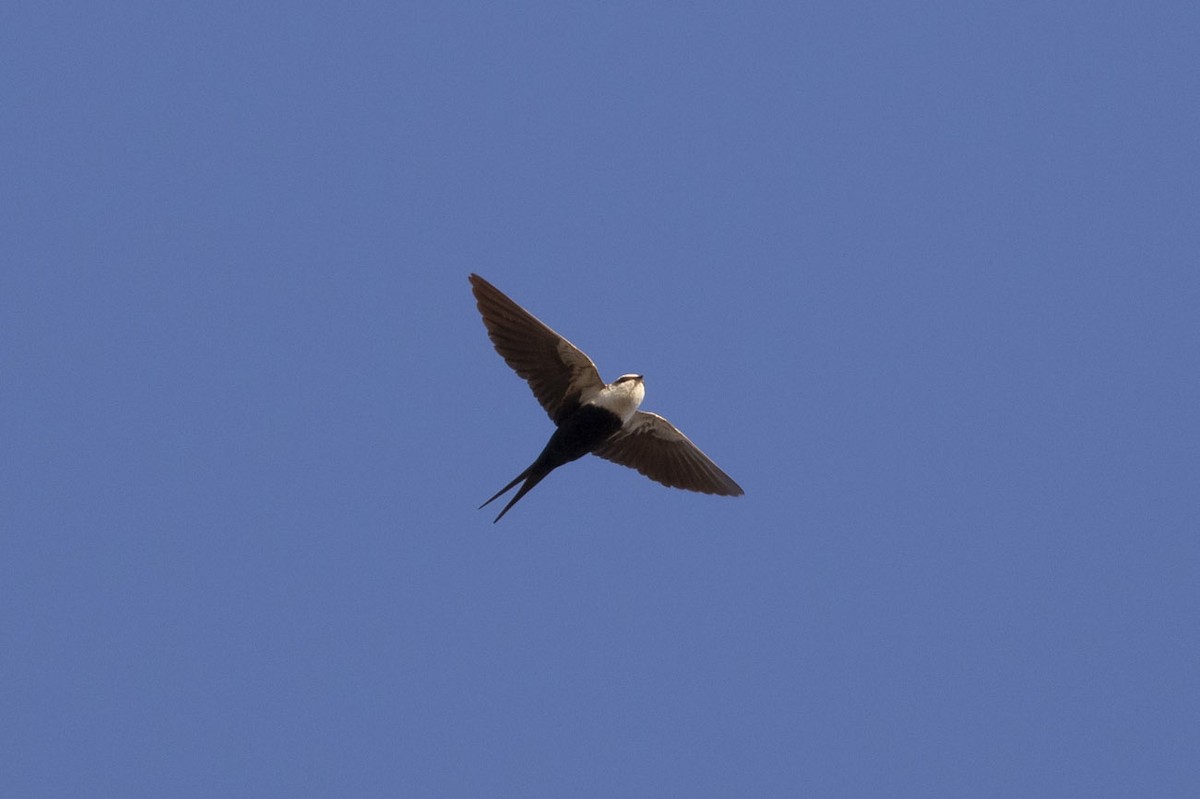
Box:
[469, 274, 604, 425]
[593, 411, 744, 496]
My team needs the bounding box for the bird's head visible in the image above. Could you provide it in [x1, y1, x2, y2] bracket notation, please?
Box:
[607, 374, 646, 415]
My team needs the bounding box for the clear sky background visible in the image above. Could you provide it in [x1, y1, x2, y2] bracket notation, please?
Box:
[4, 3, 1197, 796]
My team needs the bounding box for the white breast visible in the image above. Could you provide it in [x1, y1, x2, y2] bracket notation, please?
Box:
[589, 379, 645, 424]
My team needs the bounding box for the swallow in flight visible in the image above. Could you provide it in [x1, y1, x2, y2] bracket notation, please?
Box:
[470, 273, 743, 522]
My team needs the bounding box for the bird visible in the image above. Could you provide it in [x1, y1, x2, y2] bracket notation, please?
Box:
[469, 273, 743, 522]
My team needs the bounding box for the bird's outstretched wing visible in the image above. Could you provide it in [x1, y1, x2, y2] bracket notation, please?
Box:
[593, 411, 744, 496]
[469, 274, 604, 425]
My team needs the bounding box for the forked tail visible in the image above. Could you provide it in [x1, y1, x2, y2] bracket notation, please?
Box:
[479, 465, 548, 523]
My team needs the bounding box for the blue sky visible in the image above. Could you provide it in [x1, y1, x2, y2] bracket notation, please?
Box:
[4, 2, 1198, 796]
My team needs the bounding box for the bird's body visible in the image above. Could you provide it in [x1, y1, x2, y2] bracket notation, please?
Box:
[470, 274, 742, 522]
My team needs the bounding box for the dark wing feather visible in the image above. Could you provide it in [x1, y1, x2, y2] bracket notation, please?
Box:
[593, 412, 744, 496]
[469, 274, 604, 425]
